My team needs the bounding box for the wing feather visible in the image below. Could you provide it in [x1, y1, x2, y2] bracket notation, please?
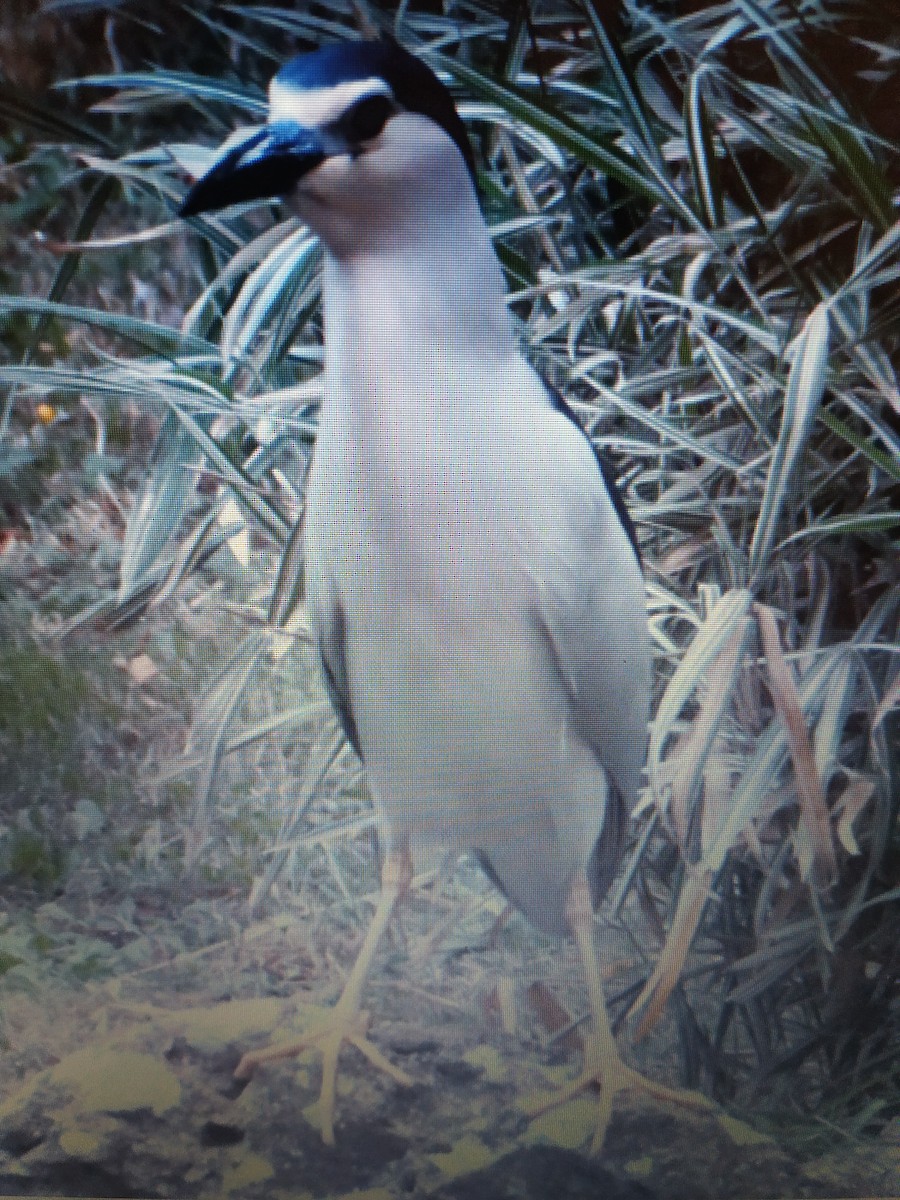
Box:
[527, 401, 652, 815]
[316, 599, 362, 757]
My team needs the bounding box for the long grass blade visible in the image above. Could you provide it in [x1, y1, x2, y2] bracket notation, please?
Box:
[748, 303, 830, 582]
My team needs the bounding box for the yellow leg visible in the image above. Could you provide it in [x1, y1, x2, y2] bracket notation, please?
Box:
[235, 840, 414, 1145]
[524, 871, 712, 1155]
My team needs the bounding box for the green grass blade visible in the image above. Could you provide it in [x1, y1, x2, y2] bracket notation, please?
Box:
[0, 296, 215, 360]
[748, 303, 830, 583]
[685, 67, 724, 228]
[580, 1, 666, 171]
[118, 411, 203, 602]
[65, 70, 267, 115]
[433, 52, 700, 227]
[649, 588, 754, 782]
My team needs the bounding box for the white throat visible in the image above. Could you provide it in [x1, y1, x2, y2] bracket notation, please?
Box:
[321, 224, 515, 434]
[305, 131, 518, 435]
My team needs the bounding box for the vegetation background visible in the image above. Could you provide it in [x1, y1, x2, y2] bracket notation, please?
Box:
[0, 2, 897, 1197]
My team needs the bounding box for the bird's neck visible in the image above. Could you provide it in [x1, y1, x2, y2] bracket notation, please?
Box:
[320, 206, 517, 437]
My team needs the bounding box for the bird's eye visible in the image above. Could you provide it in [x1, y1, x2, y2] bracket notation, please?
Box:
[337, 94, 394, 144]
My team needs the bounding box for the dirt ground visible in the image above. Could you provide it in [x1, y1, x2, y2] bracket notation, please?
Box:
[0, 877, 897, 1200]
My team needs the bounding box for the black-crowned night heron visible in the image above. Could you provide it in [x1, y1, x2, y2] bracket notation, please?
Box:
[180, 38, 708, 1151]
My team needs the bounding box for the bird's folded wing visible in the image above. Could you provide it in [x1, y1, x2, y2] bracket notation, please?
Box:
[316, 600, 362, 757]
[524, 411, 651, 813]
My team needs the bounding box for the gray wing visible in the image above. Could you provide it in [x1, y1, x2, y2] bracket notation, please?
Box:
[528, 409, 650, 921]
[316, 600, 362, 758]
[532, 408, 652, 817]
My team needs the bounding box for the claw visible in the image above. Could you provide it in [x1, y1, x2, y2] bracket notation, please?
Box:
[523, 872, 717, 1154]
[232, 843, 415, 1142]
[233, 999, 413, 1144]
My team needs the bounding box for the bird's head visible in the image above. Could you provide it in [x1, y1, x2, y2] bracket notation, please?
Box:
[180, 40, 478, 257]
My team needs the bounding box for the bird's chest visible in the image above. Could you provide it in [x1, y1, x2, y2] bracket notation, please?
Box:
[309, 404, 520, 616]
[304, 411, 551, 792]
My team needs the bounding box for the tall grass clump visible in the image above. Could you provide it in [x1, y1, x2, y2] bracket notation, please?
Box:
[1, 0, 896, 1140]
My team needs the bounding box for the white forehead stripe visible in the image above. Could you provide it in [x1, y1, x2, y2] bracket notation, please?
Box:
[268, 77, 393, 126]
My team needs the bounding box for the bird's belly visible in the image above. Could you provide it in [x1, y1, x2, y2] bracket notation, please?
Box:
[341, 577, 602, 870]
[303, 422, 624, 892]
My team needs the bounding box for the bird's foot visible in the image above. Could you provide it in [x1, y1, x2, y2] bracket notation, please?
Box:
[523, 1050, 712, 1155]
[234, 1000, 413, 1145]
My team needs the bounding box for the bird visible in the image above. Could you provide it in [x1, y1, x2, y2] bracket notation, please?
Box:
[179, 37, 709, 1152]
